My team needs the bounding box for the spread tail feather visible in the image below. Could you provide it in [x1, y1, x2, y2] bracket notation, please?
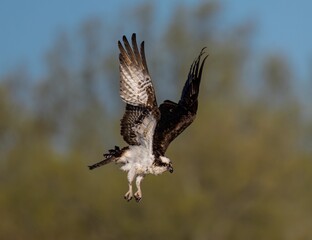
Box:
[88, 157, 114, 170]
[88, 146, 128, 170]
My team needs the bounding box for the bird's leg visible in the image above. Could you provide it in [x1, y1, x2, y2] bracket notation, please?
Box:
[124, 182, 133, 202]
[124, 170, 135, 201]
[134, 175, 144, 202]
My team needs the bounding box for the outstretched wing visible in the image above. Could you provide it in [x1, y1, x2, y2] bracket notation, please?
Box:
[153, 48, 208, 156]
[118, 33, 159, 148]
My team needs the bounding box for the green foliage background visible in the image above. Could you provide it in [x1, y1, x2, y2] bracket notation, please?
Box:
[1, 2, 312, 239]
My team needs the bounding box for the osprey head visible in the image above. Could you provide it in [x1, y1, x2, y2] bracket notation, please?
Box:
[159, 156, 174, 173]
[150, 156, 173, 175]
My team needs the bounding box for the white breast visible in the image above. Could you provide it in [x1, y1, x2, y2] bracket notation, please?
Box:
[119, 146, 154, 174]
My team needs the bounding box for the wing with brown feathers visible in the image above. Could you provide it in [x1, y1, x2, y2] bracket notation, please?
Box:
[118, 33, 157, 109]
[153, 48, 208, 156]
[118, 34, 159, 146]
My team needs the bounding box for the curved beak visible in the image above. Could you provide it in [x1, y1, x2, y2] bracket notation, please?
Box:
[167, 163, 174, 173]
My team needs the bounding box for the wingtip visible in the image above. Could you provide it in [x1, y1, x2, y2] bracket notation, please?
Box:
[122, 35, 131, 47]
[122, 34, 137, 43]
[200, 47, 207, 54]
[199, 47, 208, 59]
[131, 33, 137, 44]
[131, 33, 138, 48]
[202, 54, 209, 63]
[198, 54, 208, 81]
[197, 48, 209, 75]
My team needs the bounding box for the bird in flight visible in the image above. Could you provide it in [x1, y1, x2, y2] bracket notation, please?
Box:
[88, 33, 207, 202]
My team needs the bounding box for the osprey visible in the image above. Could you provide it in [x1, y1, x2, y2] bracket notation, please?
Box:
[88, 33, 207, 202]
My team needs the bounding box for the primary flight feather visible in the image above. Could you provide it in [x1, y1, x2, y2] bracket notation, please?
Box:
[88, 33, 207, 202]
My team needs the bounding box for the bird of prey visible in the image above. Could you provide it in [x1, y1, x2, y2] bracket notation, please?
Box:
[88, 33, 207, 202]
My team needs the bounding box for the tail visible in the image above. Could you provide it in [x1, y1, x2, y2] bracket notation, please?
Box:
[88, 157, 114, 170]
[88, 146, 127, 170]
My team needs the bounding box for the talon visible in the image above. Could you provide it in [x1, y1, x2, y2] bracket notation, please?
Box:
[134, 196, 141, 202]
[124, 191, 133, 202]
[134, 192, 142, 202]
[124, 194, 132, 202]
[124, 195, 132, 202]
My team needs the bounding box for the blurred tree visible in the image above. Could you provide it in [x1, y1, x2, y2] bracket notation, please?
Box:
[262, 55, 293, 106]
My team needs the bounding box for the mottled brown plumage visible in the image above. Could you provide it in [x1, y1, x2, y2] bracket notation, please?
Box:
[118, 34, 160, 147]
[118, 34, 158, 110]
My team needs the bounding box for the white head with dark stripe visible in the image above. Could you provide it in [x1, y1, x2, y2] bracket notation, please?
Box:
[151, 156, 173, 174]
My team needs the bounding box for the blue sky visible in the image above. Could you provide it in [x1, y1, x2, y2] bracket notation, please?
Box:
[0, 0, 311, 80]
